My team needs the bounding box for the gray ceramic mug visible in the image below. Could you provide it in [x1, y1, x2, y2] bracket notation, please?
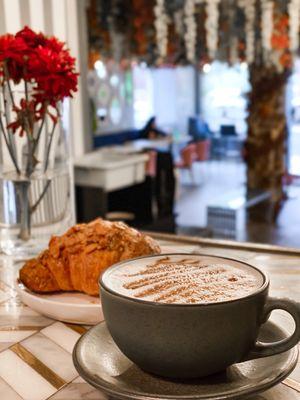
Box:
[99, 253, 300, 379]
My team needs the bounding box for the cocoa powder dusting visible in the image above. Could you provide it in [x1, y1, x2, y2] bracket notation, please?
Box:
[118, 258, 260, 304]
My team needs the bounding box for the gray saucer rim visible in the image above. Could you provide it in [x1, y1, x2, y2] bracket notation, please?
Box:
[72, 321, 299, 400]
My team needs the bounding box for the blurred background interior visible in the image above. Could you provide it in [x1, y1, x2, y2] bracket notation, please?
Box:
[2, 0, 300, 248]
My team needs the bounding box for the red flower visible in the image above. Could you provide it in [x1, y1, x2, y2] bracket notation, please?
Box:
[0, 34, 28, 82]
[15, 26, 47, 48]
[0, 26, 78, 136]
[28, 45, 78, 103]
[46, 37, 65, 53]
[0, 26, 78, 95]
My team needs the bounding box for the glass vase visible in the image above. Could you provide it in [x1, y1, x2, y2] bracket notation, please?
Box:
[0, 98, 75, 259]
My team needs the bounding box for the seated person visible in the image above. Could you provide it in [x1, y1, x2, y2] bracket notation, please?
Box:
[188, 115, 211, 141]
[140, 117, 168, 140]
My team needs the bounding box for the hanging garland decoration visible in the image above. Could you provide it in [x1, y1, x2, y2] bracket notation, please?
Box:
[165, 16, 182, 64]
[173, 9, 187, 63]
[205, 0, 221, 60]
[236, 7, 247, 62]
[229, 37, 239, 65]
[86, 0, 299, 70]
[270, 7, 291, 72]
[154, 0, 168, 60]
[261, 0, 274, 63]
[87, 0, 111, 60]
[184, 0, 197, 63]
[288, 0, 300, 52]
[191, 1, 208, 65]
[174, 9, 184, 37]
[228, 6, 238, 65]
[160, 2, 185, 64]
[218, 0, 238, 65]
[108, 0, 131, 62]
[131, 0, 155, 60]
[239, 0, 255, 64]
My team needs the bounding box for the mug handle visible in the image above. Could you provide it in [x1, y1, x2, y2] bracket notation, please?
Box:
[242, 297, 300, 361]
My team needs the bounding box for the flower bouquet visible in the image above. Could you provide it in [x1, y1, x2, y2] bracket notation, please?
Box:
[0, 26, 78, 256]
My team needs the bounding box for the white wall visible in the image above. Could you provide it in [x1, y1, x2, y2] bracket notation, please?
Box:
[0, 0, 90, 157]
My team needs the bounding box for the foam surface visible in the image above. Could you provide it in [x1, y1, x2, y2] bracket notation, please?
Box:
[103, 255, 264, 304]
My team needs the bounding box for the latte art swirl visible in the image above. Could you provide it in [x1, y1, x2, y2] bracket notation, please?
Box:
[104, 256, 264, 304]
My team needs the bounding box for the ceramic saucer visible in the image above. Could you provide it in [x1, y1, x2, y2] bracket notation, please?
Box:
[17, 281, 103, 325]
[73, 320, 298, 400]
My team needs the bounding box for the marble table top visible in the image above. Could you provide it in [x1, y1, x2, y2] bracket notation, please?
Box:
[0, 234, 300, 400]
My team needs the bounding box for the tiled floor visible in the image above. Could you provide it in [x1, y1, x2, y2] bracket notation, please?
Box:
[175, 160, 300, 248]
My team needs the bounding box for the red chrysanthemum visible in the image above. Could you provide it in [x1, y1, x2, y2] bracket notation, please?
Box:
[28, 45, 78, 104]
[0, 26, 78, 136]
[15, 26, 47, 48]
[0, 34, 29, 82]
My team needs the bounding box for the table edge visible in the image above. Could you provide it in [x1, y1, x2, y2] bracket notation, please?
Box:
[146, 232, 300, 256]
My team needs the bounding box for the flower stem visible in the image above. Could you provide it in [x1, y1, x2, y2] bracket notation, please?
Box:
[3, 62, 16, 108]
[30, 180, 51, 214]
[25, 137, 34, 178]
[0, 114, 21, 174]
[44, 121, 56, 173]
[30, 118, 54, 217]
[24, 79, 29, 103]
[32, 115, 46, 156]
[16, 181, 31, 241]
[24, 79, 36, 178]
[2, 85, 18, 166]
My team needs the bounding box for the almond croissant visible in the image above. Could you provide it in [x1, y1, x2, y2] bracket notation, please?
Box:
[19, 219, 161, 296]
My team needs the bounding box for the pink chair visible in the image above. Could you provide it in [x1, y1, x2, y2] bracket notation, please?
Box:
[195, 140, 211, 162]
[145, 150, 157, 177]
[175, 143, 196, 182]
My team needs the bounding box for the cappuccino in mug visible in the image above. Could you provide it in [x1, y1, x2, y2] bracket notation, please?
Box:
[103, 254, 264, 304]
[101, 253, 300, 379]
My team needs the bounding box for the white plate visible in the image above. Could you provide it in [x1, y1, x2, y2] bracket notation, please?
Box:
[16, 281, 103, 325]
